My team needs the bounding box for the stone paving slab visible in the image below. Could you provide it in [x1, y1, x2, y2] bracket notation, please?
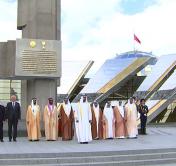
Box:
[150, 164, 176, 166]
[0, 126, 176, 154]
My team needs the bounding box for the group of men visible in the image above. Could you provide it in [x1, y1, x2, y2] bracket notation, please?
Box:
[73, 95, 148, 144]
[0, 95, 148, 144]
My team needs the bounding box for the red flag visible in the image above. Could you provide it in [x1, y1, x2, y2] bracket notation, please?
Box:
[134, 34, 141, 44]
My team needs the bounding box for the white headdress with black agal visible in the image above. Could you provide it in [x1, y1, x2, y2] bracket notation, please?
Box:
[127, 97, 136, 111]
[118, 101, 125, 118]
[31, 98, 38, 117]
[103, 101, 113, 119]
[80, 94, 88, 103]
[93, 101, 100, 129]
[63, 97, 71, 117]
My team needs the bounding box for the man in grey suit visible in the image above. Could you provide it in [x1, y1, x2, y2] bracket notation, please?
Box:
[6, 95, 21, 142]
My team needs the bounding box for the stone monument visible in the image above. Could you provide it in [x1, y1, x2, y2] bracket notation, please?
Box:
[0, 0, 61, 120]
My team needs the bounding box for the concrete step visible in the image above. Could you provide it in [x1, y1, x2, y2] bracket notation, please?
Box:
[3, 158, 176, 166]
[1, 149, 176, 166]
[1, 148, 176, 159]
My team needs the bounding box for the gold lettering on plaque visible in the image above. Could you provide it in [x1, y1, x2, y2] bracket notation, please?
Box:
[22, 50, 57, 74]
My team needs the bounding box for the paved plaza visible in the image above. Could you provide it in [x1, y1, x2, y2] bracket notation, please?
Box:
[0, 125, 176, 154]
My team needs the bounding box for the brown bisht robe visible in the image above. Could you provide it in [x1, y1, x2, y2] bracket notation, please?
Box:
[113, 106, 126, 138]
[43, 105, 58, 140]
[26, 105, 41, 141]
[57, 104, 62, 137]
[58, 104, 74, 140]
[91, 104, 103, 139]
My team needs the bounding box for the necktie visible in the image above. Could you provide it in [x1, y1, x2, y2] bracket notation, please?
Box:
[13, 102, 15, 108]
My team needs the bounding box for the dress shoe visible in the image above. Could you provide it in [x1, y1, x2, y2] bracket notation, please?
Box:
[13, 139, 17, 142]
[83, 142, 88, 144]
[9, 139, 12, 142]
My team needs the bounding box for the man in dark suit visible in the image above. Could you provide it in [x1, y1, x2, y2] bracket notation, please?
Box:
[6, 95, 21, 142]
[0, 103, 5, 142]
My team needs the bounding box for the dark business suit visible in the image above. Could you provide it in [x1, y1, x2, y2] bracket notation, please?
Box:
[6, 102, 21, 141]
[0, 105, 5, 141]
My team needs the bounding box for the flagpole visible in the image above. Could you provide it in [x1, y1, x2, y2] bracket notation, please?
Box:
[133, 33, 141, 54]
[133, 33, 136, 53]
[133, 33, 136, 54]
[133, 28, 136, 53]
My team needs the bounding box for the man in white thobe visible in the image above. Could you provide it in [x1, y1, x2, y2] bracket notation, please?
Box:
[75, 95, 92, 144]
[103, 101, 115, 139]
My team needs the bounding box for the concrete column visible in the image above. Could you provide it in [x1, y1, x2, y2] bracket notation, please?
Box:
[18, 0, 61, 120]
[26, 79, 57, 111]
[21, 80, 27, 118]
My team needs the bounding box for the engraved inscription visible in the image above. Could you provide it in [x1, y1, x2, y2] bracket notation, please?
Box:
[22, 50, 57, 74]
[15, 39, 61, 78]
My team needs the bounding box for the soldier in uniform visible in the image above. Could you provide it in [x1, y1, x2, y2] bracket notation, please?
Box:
[138, 99, 148, 135]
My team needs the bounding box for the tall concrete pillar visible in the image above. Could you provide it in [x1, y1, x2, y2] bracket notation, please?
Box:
[18, 0, 61, 117]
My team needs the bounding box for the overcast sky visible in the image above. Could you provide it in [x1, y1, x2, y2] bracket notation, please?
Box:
[0, 0, 176, 73]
